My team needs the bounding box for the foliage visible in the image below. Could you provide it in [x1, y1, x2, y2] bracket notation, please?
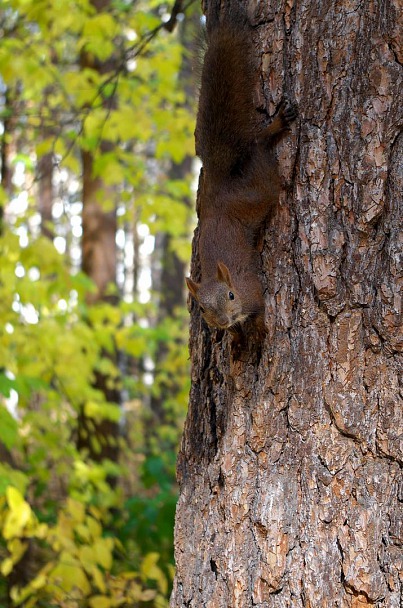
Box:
[0, 0, 195, 246]
[0, 0, 196, 604]
[0, 221, 187, 605]
[0, 489, 171, 607]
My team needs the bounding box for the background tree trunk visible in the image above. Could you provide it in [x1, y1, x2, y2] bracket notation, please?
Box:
[78, 0, 120, 463]
[150, 161, 189, 428]
[0, 88, 18, 233]
[149, 6, 198, 438]
[171, 0, 402, 606]
[37, 152, 54, 240]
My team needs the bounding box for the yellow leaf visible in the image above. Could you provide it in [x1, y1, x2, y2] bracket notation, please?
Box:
[6, 487, 25, 511]
[7, 538, 28, 564]
[88, 596, 112, 608]
[86, 515, 102, 539]
[36, 139, 54, 158]
[1, 557, 13, 576]
[121, 571, 138, 580]
[66, 498, 85, 524]
[89, 505, 102, 520]
[53, 513, 75, 551]
[141, 589, 157, 602]
[83, 14, 118, 38]
[140, 552, 167, 593]
[3, 487, 32, 539]
[79, 544, 97, 571]
[30, 573, 47, 590]
[35, 522, 48, 539]
[50, 554, 91, 595]
[90, 564, 107, 593]
[93, 537, 113, 570]
[75, 523, 91, 542]
[140, 552, 160, 578]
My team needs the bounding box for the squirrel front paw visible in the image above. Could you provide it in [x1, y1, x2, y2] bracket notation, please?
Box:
[260, 96, 298, 139]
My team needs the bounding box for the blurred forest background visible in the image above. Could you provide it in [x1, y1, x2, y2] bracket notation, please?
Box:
[0, 0, 199, 605]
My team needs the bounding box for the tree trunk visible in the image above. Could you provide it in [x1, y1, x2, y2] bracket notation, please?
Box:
[78, 0, 120, 463]
[79, 146, 120, 463]
[0, 88, 17, 233]
[149, 7, 198, 432]
[171, 1, 402, 606]
[37, 152, 54, 240]
[149, 158, 191, 427]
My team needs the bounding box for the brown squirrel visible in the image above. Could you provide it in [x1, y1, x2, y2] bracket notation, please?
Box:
[186, 1, 297, 335]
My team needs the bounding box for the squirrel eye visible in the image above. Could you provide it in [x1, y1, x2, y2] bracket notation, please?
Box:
[228, 291, 235, 300]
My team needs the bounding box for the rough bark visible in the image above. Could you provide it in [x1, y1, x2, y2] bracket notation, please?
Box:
[171, 0, 402, 606]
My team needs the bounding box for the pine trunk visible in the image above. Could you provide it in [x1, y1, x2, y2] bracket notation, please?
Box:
[171, 0, 402, 606]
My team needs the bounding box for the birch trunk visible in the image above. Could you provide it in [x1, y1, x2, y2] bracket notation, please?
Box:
[171, 0, 402, 606]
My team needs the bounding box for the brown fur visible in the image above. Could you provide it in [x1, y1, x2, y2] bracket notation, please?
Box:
[187, 2, 297, 335]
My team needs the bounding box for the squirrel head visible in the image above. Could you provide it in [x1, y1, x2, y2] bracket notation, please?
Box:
[186, 262, 247, 330]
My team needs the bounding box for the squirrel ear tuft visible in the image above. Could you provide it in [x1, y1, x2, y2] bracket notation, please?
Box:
[216, 262, 232, 287]
[186, 277, 200, 298]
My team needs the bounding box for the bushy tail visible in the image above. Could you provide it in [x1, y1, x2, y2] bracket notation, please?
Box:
[195, 1, 259, 178]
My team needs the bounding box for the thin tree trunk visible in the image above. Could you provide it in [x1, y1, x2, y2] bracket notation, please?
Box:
[1, 89, 15, 195]
[79, 147, 120, 463]
[37, 152, 54, 240]
[78, 0, 120, 464]
[149, 8, 198, 430]
[150, 158, 190, 427]
[37, 56, 58, 240]
[81, 147, 118, 306]
[1, 88, 17, 232]
[171, 0, 402, 606]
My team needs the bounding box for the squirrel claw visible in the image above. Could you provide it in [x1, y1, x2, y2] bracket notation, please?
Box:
[279, 96, 298, 124]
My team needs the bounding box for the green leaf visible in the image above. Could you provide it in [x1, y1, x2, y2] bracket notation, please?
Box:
[0, 405, 18, 450]
[0, 466, 28, 497]
[0, 374, 16, 398]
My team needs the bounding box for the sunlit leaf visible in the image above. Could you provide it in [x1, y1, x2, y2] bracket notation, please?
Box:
[88, 596, 112, 608]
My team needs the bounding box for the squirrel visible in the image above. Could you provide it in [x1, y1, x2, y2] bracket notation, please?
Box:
[186, 1, 297, 336]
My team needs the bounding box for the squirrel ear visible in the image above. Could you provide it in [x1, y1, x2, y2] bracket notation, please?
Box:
[216, 262, 232, 287]
[186, 277, 200, 299]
